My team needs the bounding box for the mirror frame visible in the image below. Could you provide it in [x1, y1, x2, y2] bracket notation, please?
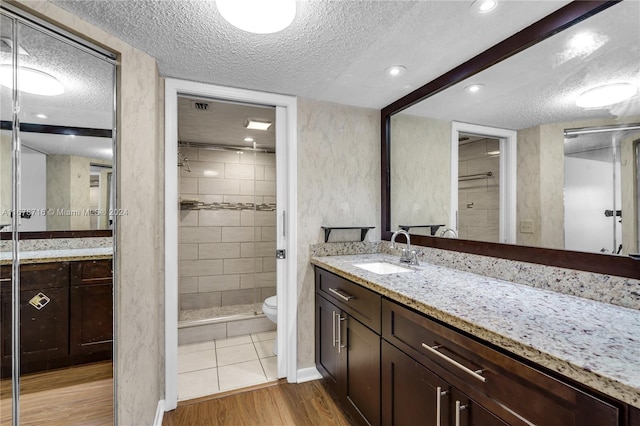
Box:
[380, 0, 640, 280]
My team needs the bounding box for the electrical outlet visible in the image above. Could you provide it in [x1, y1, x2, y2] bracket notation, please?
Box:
[520, 220, 534, 234]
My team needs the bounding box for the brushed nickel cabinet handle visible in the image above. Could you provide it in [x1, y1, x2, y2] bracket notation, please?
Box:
[332, 311, 337, 347]
[337, 315, 346, 353]
[455, 400, 467, 426]
[436, 386, 448, 426]
[328, 287, 354, 302]
[421, 343, 487, 383]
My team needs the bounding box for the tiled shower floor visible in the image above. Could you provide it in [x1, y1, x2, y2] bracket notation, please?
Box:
[177, 331, 277, 401]
[179, 303, 263, 322]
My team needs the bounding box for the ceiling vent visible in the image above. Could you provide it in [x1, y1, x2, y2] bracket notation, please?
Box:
[191, 101, 210, 111]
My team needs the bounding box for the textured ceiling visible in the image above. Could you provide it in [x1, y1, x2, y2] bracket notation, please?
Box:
[50, 0, 570, 109]
[402, 1, 640, 130]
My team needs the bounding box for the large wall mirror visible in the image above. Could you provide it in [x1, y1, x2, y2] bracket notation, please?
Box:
[382, 1, 640, 279]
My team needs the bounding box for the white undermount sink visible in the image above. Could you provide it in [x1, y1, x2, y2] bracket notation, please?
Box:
[353, 261, 413, 275]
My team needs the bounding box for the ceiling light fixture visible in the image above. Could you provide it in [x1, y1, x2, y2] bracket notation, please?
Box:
[216, 0, 296, 34]
[575, 83, 638, 108]
[470, 0, 498, 14]
[244, 137, 254, 142]
[385, 65, 406, 77]
[0, 65, 64, 96]
[244, 119, 272, 131]
[34, 113, 48, 119]
[465, 84, 485, 93]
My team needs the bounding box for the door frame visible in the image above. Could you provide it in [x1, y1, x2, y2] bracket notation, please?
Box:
[450, 122, 517, 244]
[164, 79, 298, 411]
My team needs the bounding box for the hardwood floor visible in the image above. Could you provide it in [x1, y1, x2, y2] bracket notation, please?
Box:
[163, 379, 354, 426]
[0, 361, 113, 426]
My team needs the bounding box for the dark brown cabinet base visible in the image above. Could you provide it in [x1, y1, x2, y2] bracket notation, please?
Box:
[315, 266, 636, 426]
[1, 259, 113, 377]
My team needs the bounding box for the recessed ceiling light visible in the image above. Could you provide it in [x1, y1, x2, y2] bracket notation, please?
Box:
[0, 65, 64, 96]
[470, 0, 498, 14]
[575, 83, 638, 108]
[245, 119, 272, 131]
[216, 0, 296, 34]
[244, 137, 254, 142]
[385, 65, 406, 77]
[34, 113, 48, 119]
[465, 84, 485, 93]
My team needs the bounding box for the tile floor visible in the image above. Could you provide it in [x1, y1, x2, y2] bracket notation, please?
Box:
[177, 331, 278, 401]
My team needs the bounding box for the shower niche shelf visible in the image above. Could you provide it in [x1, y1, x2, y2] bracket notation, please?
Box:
[321, 226, 374, 243]
[180, 200, 276, 212]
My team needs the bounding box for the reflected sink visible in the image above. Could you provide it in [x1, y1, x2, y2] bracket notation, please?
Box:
[353, 262, 413, 275]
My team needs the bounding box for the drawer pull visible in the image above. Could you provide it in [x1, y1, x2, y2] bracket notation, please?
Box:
[421, 343, 487, 383]
[328, 287, 354, 302]
[455, 400, 468, 426]
[436, 386, 448, 426]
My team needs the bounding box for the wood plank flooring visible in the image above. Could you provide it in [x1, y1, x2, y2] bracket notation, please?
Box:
[163, 379, 354, 426]
[0, 361, 113, 426]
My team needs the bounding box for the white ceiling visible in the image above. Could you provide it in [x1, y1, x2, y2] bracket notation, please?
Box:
[402, 1, 640, 130]
[50, 0, 570, 109]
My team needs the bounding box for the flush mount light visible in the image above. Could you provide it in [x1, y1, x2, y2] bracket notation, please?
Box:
[244, 137, 254, 142]
[465, 84, 485, 93]
[244, 119, 272, 131]
[0, 65, 64, 96]
[470, 0, 498, 14]
[576, 83, 638, 108]
[385, 65, 406, 77]
[216, 0, 296, 34]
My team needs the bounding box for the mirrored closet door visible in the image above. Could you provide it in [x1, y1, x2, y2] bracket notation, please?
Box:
[0, 5, 116, 425]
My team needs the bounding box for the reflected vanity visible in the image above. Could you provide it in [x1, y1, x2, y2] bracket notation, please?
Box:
[381, 0, 640, 279]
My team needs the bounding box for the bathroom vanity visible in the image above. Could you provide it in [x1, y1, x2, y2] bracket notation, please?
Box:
[0, 249, 113, 376]
[312, 254, 640, 426]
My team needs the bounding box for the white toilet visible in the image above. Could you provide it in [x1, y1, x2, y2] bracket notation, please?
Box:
[262, 295, 278, 355]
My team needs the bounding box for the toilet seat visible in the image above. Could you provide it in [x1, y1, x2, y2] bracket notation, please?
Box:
[264, 295, 277, 309]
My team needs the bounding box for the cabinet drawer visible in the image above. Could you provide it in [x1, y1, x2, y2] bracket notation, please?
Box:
[382, 299, 619, 426]
[70, 259, 112, 286]
[1, 263, 70, 292]
[315, 267, 381, 333]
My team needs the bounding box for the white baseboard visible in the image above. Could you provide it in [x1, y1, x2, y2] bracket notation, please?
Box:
[296, 367, 322, 383]
[154, 399, 165, 426]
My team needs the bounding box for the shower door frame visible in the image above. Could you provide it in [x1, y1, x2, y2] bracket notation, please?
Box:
[164, 78, 298, 411]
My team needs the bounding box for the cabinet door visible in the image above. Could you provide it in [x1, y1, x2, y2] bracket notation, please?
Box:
[452, 389, 508, 426]
[316, 294, 342, 394]
[382, 341, 450, 426]
[345, 316, 381, 426]
[69, 260, 113, 355]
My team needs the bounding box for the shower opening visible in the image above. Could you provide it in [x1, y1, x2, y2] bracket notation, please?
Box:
[177, 96, 277, 331]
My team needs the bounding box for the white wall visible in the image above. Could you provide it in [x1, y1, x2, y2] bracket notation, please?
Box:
[20, 148, 47, 232]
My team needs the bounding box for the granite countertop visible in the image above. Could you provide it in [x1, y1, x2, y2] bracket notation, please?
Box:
[311, 253, 640, 409]
[0, 247, 113, 265]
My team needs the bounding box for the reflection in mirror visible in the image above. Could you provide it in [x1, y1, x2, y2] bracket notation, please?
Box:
[0, 16, 114, 232]
[389, 1, 639, 256]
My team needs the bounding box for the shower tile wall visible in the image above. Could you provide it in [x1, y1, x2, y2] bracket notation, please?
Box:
[178, 147, 277, 313]
[458, 138, 500, 242]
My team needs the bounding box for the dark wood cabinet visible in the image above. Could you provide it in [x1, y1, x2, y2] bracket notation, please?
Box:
[315, 268, 381, 426]
[70, 260, 113, 355]
[1, 263, 70, 367]
[314, 266, 634, 426]
[0, 259, 112, 376]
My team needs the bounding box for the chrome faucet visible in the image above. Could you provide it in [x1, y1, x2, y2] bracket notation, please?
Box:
[439, 228, 458, 238]
[390, 229, 419, 265]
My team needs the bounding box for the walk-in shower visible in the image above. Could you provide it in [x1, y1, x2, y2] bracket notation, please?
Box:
[176, 96, 277, 344]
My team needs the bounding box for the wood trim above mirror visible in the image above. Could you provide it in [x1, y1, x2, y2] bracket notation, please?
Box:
[380, 0, 640, 280]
